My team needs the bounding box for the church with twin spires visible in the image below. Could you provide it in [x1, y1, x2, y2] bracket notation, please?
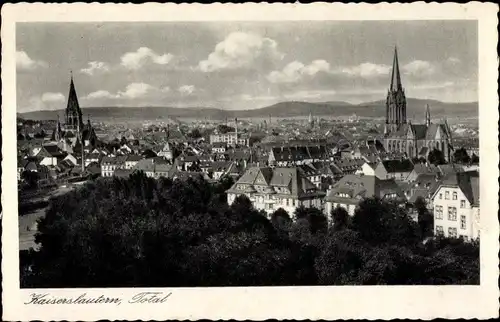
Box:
[51, 73, 97, 152]
[383, 47, 453, 161]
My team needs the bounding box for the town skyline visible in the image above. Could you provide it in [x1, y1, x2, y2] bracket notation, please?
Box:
[17, 21, 477, 113]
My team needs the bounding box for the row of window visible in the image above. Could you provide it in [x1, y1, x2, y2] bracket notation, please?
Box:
[435, 226, 469, 240]
[435, 207, 467, 229]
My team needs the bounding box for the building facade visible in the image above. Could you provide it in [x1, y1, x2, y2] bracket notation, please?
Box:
[431, 171, 480, 241]
[226, 166, 325, 217]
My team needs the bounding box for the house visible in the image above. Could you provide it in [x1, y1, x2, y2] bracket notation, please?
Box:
[324, 174, 406, 217]
[333, 157, 365, 175]
[17, 158, 38, 181]
[212, 142, 228, 153]
[226, 166, 326, 217]
[156, 142, 174, 160]
[101, 155, 127, 177]
[430, 171, 480, 241]
[360, 162, 376, 176]
[133, 158, 173, 178]
[374, 159, 414, 181]
[298, 163, 322, 188]
[125, 154, 143, 169]
[406, 163, 440, 182]
[36, 144, 67, 166]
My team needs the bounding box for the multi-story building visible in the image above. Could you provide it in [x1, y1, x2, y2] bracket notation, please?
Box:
[101, 155, 127, 177]
[324, 174, 406, 217]
[210, 132, 249, 146]
[226, 166, 325, 217]
[431, 171, 480, 241]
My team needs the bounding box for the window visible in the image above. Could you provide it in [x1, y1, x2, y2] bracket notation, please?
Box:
[436, 225, 444, 236]
[435, 205, 443, 219]
[445, 191, 450, 200]
[448, 207, 457, 221]
[448, 227, 457, 238]
[452, 192, 457, 200]
[460, 235, 469, 242]
[460, 215, 466, 229]
[460, 200, 466, 208]
[439, 193, 442, 199]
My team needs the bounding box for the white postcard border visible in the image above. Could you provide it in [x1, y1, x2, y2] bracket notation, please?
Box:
[2, 2, 499, 320]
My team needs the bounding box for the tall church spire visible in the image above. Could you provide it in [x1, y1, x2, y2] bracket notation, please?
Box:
[425, 104, 431, 126]
[65, 71, 83, 131]
[390, 46, 403, 92]
[385, 46, 407, 132]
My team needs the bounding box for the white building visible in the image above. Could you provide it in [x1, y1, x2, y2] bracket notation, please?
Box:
[101, 155, 127, 177]
[430, 171, 480, 241]
[226, 166, 325, 217]
[210, 132, 249, 146]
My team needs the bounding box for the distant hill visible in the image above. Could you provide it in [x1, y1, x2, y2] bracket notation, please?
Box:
[18, 98, 478, 121]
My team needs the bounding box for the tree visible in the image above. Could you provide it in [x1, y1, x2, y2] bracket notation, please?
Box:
[271, 208, 292, 234]
[351, 197, 420, 247]
[22, 172, 479, 287]
[21, 170, 39, 190]
[471, 153, 479, 164]
[217, 124, 235, 134]
[414, 196, 434, 238]
[453, 147, 471, 164]
[188, 129, 202, 139]
[428, 148, 446, 165]
[330, 206, 350, 231]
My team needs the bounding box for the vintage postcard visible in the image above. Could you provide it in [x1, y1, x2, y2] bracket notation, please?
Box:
[2, 2, 499, 320]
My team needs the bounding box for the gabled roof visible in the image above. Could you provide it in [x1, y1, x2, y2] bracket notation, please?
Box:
[412, 163, 440, 175]
[436, 171, 479, 206]
[325, 174, 405, 203]
[381, 159, 414, 173]
[229, 166, 323, 198]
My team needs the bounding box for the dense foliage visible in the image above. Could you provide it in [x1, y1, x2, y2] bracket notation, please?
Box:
[20, 172, 479, 287]
[453, 147, 471, 164]
[428, 148, 446, 165]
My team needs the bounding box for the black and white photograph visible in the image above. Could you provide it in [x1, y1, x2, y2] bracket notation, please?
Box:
[2, 3, 499, 321]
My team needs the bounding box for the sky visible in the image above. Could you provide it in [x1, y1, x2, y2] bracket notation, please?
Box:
[16, 21, 477, 112]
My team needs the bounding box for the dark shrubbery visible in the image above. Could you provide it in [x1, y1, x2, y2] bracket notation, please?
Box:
[20, 172, 479, 287]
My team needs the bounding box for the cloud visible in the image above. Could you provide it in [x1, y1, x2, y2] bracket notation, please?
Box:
[267, 60, 331, 84]
[268, 60, 392, 84]
[84, 83, 158, 100]
[341, 63, 391, 78]
[85, 90, 117, 100]
[198, 32, 284, 72]
[41, 92, 65, 103]
[178, 85, 195, 95]
[402, 60, 436, 77]
[16, 51, 48, 70]
[120, 47, 174, 70]
[80, 61, 110, 75]
[118, 82, 156, 99]
[22, 92, 65, 112]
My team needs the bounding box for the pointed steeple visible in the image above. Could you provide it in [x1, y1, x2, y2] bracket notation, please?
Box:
[390, 46, 403, 92]
[425, 104, 431, 126]
[385, 46, 407, 131]
[66, 71, 83, 131]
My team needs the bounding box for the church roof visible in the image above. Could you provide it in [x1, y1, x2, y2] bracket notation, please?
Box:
[411, 124, 428, 140]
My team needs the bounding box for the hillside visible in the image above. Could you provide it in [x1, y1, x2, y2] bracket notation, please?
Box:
[18, 98, 478, 121]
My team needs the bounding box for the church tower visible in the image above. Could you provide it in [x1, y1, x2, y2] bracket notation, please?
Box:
[385, 47, 407, 133]
[65, 71, 84, 132]
[425, 104, 431, 126]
